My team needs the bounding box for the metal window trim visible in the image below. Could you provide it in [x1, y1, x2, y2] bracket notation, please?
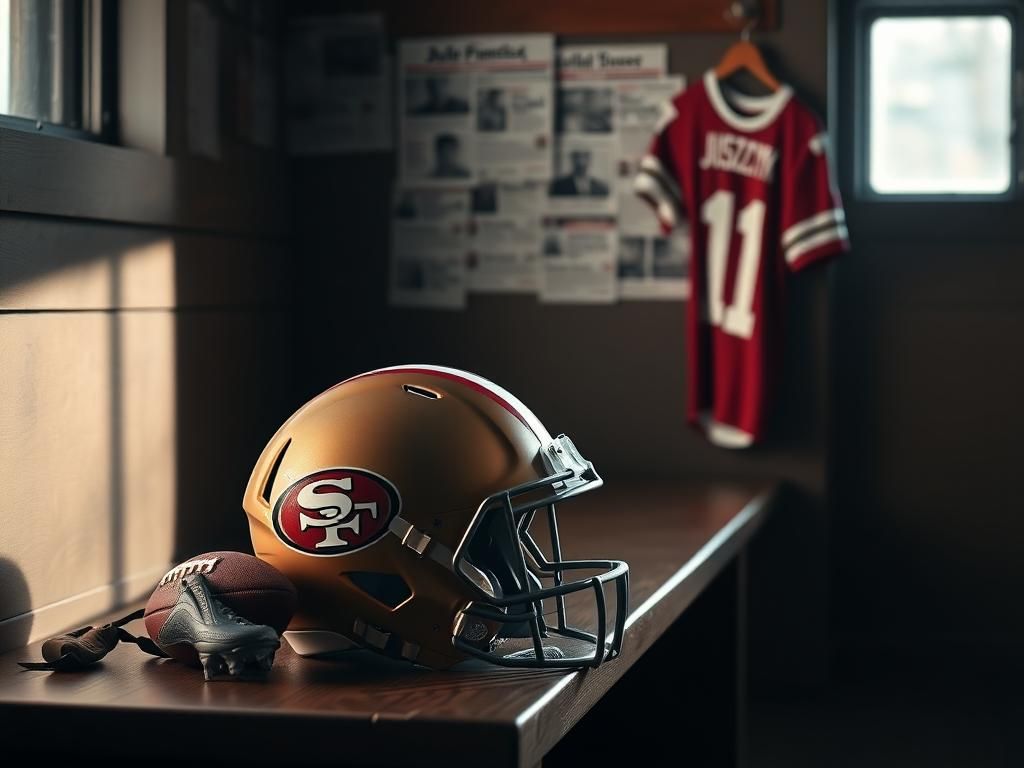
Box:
[0, 0, 115, 142]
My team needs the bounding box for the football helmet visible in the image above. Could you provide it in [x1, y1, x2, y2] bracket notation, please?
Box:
[243, 365, 628, 669]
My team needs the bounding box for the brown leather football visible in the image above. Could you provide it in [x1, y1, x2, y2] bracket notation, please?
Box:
[144, 551, 296, 664]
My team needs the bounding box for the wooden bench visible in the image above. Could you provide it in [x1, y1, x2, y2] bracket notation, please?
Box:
[0, 482, 775, 766]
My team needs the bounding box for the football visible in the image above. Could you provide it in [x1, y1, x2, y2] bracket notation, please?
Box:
[144, 551, 297, 665]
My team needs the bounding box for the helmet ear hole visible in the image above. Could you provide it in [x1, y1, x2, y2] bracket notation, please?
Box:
[260, 439, 291, 504]
[345, 572, 412, 609]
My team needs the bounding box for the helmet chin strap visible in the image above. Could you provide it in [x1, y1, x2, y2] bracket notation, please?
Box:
[388, 515, 455, 566]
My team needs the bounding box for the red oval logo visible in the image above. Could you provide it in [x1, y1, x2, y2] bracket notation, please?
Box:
[272, 468, 400, 556]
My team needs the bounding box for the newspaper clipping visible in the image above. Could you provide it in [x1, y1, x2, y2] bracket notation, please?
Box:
[617, 75, 685, 233]
[616, 75, 689, 300]
[618, 225, 692, 300]
[548, 45, 667, 218]
[287, 15, 393, 154]
[389, 188, 470, 309]
[398, 35, 555, 187]
[539, 218, 618, 304]
[468, 183, 544, 293]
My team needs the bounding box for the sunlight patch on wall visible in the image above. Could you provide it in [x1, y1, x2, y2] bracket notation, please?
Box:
[0, 237, 177, 649]
[0, 236, 176, 310]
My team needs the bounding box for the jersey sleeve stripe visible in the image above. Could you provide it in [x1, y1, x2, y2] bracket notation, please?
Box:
[635, 155, 683, 230]
[784, 224, 849, 265]
[634, 172, 680, 229]
[638, 154, 682, 201]
[781, 208, 845, 249]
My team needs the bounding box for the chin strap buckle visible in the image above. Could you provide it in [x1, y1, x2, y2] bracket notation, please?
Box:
[401, 525, 432, 556]
[351, 618, 420, 663]
[352, 618, 391, 650]
[400, 641, 420, 662]
[389, 516, 454, 568]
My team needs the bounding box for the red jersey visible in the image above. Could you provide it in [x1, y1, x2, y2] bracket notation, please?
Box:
[635, 71, 848, 448]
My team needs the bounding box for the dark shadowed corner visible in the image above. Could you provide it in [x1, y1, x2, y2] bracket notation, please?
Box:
[0, 558, 32, 654]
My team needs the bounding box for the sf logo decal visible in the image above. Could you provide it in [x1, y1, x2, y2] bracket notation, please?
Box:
[298, 477, 378, 548]
[273, 468, 400, 556]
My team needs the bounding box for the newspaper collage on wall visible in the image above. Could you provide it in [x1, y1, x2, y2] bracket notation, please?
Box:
[286, 20, 688, 309]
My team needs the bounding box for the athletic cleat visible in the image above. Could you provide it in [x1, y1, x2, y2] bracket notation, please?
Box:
[197, 646, 278, 681]
[157, 572, 280, 681]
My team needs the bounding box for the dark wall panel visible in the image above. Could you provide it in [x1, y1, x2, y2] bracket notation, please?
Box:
[829, 0, 1024, 660]
[174, 308, 294, 557]
[832, 237, 1024, 653]
[333, 0, 780, 36]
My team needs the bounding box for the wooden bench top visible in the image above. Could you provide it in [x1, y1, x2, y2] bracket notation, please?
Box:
[0, 481, 775, 766]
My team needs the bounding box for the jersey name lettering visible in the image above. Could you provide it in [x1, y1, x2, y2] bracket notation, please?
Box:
[698, 131, 778, 182]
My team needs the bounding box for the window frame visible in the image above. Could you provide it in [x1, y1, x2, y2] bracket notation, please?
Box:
[0, 0, 116, 142]
[853, 0, 1021, 202]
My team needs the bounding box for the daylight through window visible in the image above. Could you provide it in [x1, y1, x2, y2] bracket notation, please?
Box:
[869, 15, 1012, 195]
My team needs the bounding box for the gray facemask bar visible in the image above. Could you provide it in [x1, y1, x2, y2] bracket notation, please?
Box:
[451, 435, 630, 669]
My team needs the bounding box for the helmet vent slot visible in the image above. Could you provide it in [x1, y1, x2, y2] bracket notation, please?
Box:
[261, 439, 291, 504]
[346, 572, 412, 609]
[403, 384, 441, 400]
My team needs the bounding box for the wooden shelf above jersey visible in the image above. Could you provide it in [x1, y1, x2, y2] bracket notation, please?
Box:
[0, 481, 776, 767]
[317, 0, 778, 37]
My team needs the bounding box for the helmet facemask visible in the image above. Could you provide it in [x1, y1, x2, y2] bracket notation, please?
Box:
[452, 435, 629, 669]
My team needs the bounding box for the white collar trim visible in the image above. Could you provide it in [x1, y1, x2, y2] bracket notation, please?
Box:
[703, 69, 792, 132]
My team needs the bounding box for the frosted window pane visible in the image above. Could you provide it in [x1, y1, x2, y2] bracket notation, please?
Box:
[870, 16, 1012, 194]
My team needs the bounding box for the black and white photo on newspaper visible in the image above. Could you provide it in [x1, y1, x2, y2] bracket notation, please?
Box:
[398, 35, 556, 187]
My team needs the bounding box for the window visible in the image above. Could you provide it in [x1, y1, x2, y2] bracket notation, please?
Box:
[0, 0, 111, 138]
[863, 10, 1015, 197]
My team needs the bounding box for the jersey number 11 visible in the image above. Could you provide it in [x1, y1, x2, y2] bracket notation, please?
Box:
[700, 190, 765, 340]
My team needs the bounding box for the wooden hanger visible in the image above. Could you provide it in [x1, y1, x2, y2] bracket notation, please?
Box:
[714, 20, 781, 92]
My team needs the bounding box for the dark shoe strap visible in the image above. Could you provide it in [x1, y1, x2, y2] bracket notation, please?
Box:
[18, 608, 168, 672]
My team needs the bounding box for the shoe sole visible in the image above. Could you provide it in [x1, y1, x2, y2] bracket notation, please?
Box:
[194, 640, 280, 681]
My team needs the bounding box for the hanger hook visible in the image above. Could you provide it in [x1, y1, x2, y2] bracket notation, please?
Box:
[726, 0, 760, 41]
